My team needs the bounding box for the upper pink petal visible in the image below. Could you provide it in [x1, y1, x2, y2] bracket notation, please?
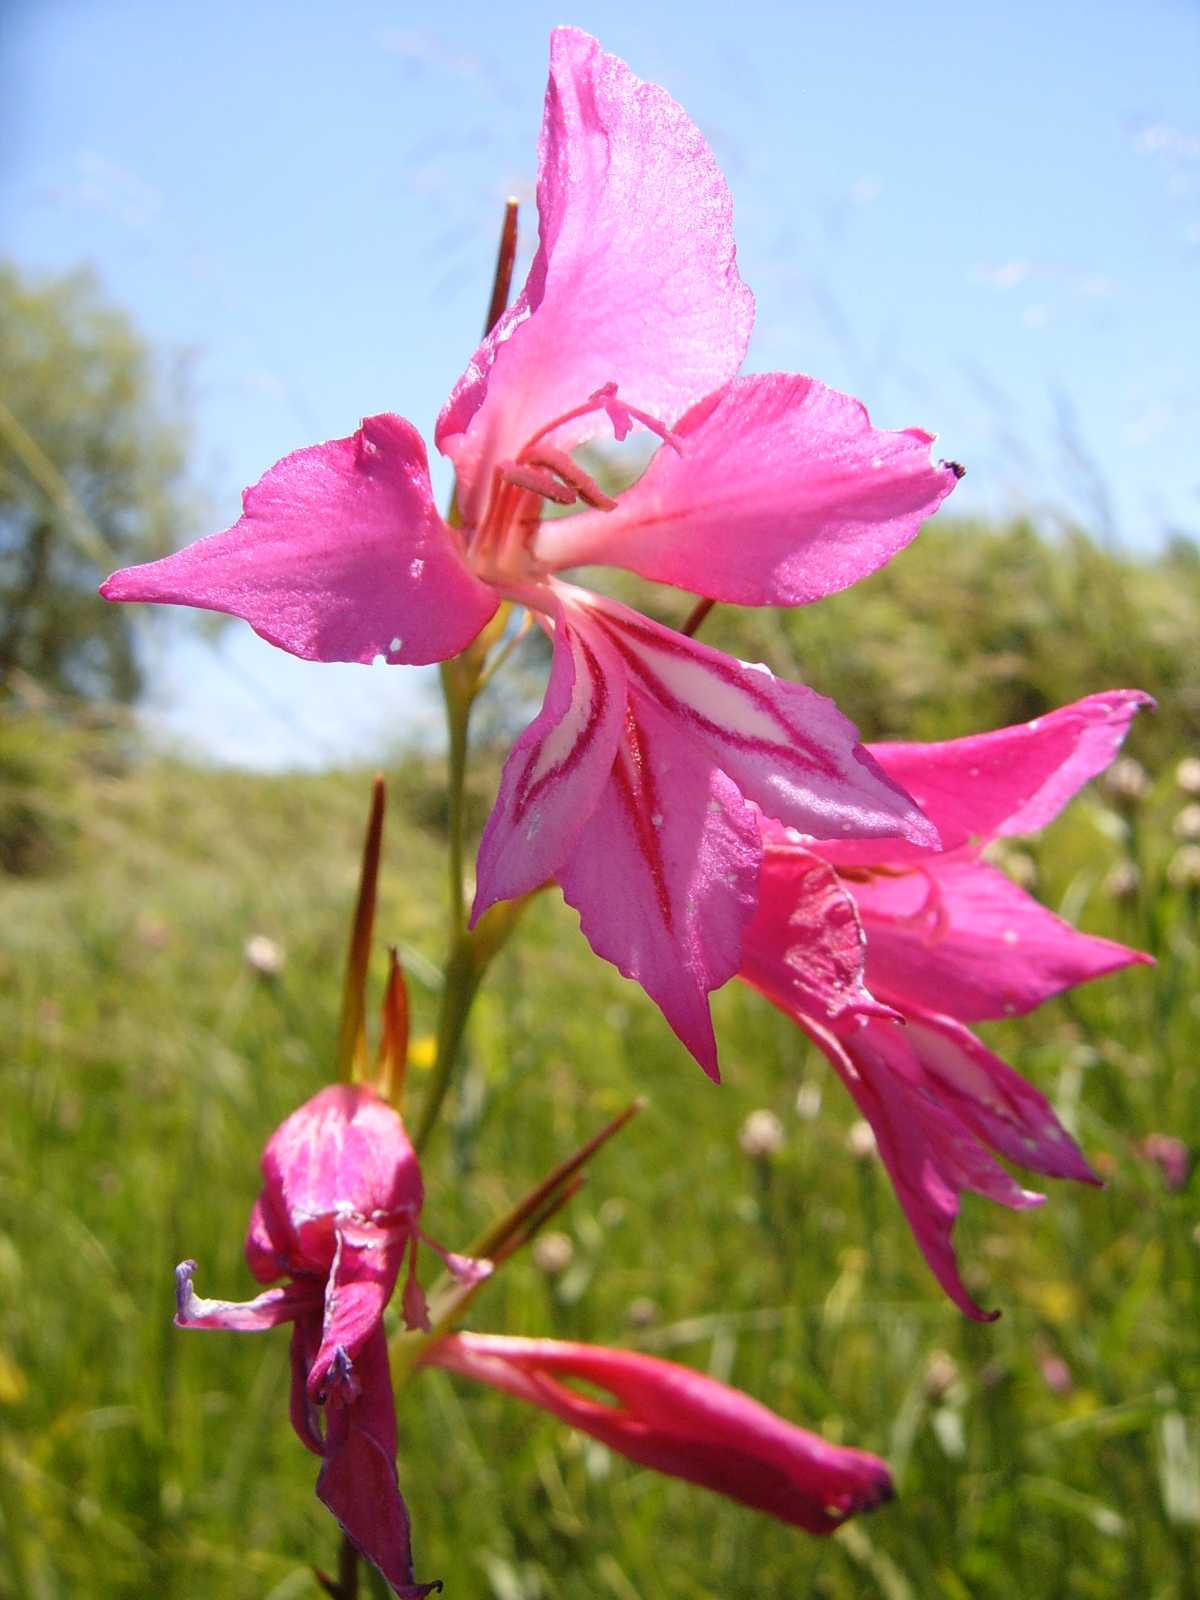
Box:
[436, 27, 754, 522]
[424, 1332, 892, 1535]
[260, 1085, 423, 1274]
[101, 415, 497, 665]
[858, 857, 1151, 1022]
[316, 1325, 440, 1599]
[557, 686, 762, 1080]
[799, 1015, 1043, 1320]
[740, 837, 895, 1025]
[535, 374, 958, 602]
[822, 690, 1153, 866]
[581, 592, 937, 847]
[471, 597, 626, 916]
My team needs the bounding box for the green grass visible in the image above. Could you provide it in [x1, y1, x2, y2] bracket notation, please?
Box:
[2, 514, 1199, 1598]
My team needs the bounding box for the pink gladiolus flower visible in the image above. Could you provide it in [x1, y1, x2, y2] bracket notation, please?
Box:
[740, 691, 1154, 1318]
[175, 1084, 485, 1598]
[102, 27, 956, 1076]
[423, 1332, 892, 1534]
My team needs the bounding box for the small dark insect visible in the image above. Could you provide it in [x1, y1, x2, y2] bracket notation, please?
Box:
[941, 459, 966, 480]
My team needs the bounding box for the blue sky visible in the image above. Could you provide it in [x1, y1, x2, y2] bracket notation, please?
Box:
[5, 0, 1198, 767]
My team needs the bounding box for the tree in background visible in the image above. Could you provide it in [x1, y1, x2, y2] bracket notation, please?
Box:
[0, 263, 193, 702]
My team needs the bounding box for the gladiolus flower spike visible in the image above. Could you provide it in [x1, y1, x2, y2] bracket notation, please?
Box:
[740, 691, 1154, 1319]
[423, 1333, 893, 1535]
[102, 27, 958, 1079]
[175, 1084, 488, 1598]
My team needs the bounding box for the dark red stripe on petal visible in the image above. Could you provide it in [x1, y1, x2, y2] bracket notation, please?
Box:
[611, 705, 674, 934]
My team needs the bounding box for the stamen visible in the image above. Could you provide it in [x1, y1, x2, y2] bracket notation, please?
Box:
[524, 445, 617, 511]
[498, 460, 577, 505]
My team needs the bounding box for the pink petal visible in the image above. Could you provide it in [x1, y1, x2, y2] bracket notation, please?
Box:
[740, 838, 895, 1024]
[799, 1015, 1044, 1320]
[899, 1010, 1098, 1183]
[260, 1085, 423, 1274]
[557, 687, 761, 1080]
[582, 592, 936, 846]
[289, 1314, 326, 1456]
[823, 691, 1153, 865]
[173, 1259, 319, 1332]
[858, 857, 1151, 1022]
[101, 415, 497, 665]
[436, 27, 754, 523]
[306, 1222, 411, 1403]
[424, 1333, 892, 1535]
[472, 600, 626, 916]
[245, 1188, 292, 1283]
[535, 375, 958, 601]
[316, 1326, 440, 1598]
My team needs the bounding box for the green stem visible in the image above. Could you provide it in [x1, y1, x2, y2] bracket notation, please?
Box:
[412, 652, 486, 1154]
[413, 933, 481, 1154]
[440, 658, 472, 942]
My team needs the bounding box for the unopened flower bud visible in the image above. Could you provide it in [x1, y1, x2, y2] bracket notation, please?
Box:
[794, 1082, 823, 1121]
[739, 1109, 785, 1160]
[846, 1120, 877, 1161]
[1176, 757, 1200, 796]
[244, 934, 285, 978]
[626, 1296, 660, 1329]
[1168, 845, 1200, 890]
[1102, 757, 1150, 807]
[1103, 859, 1140, 901]
[532, 1231, 575, 1276]
[924, 1349, 959, 1402]
[1174, 804, 1200, 841]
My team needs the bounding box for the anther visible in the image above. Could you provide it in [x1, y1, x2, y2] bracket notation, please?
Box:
[590, 383, 684, 456]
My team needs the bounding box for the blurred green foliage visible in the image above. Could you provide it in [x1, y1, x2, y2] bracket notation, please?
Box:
[0, 263, 194, 702]
[1, 515, 1199, 1598]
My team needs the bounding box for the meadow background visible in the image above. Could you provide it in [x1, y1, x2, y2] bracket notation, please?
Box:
[4, 1, 1200, 1593]
[3, 517, 1199, 1599]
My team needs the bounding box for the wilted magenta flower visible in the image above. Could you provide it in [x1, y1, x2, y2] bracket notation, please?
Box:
[423, 1332, 892, 1534]
[102, 27, 956, 1076]
[741, 691, 1153, 1318]
[175, 1085, 484, 1598]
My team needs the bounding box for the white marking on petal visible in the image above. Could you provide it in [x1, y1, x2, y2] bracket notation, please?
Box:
[631, 638, 784, 742]
[527, 631, 595, 787]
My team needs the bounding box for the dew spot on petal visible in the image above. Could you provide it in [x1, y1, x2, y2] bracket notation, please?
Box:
[1002, 929, 1019, 945]
[389, 635, 403, 654]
